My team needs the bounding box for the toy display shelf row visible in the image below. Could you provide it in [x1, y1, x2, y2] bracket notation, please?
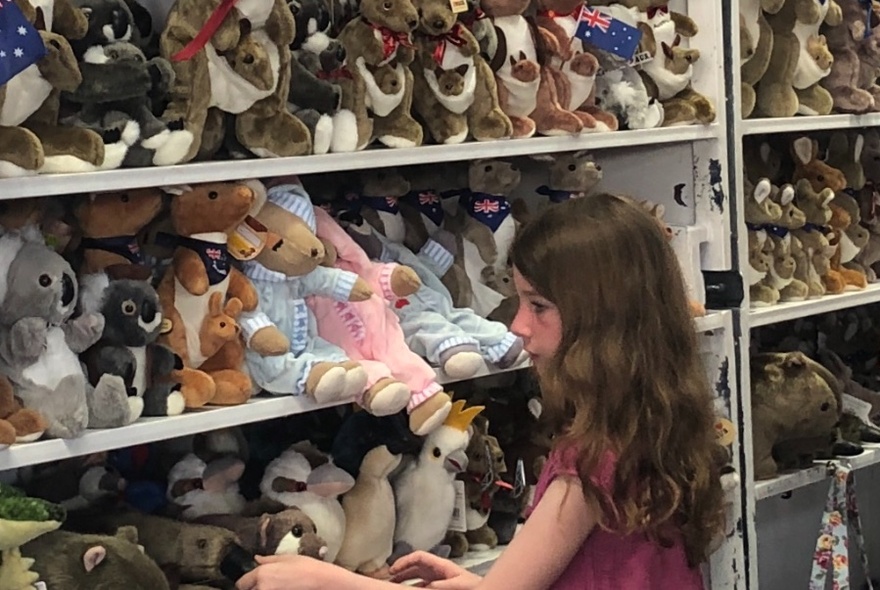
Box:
[740, 114, 880, 137]
[0, 312, 729, 473]
[0, 126, 720, 200]
[748, 284, 880, 328]
[754, 443, 880, 501]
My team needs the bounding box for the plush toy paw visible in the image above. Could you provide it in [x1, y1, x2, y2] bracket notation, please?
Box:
[408, 391, 452, 436]
[349, 278, 374, 301]
[439, 346, 483, 380]
[0, 420, 15, 447]
[143, 384, 186, 417]
[306, 362, 348, 404]
[88, 374, 139, 428]
[250, 326, 291, 356]
[390, 266, 421, 297]
[362, 378, 410, 416]
[9, 318, 49, 366]
[495, 337, 524, 369]
[340, 361, 369, 398]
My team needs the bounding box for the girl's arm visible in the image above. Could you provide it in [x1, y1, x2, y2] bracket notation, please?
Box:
[237, 477, 595, 590]
[476, 476, 596, 590]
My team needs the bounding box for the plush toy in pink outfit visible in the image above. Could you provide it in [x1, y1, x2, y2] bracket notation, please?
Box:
[308, 207, 453, 436]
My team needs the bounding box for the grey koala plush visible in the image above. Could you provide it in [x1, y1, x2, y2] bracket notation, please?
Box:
[63, 42, 183, 168]
[84, 279, 186, 417]
[0, 229, 132, 438]
[70, 0, 146, 58]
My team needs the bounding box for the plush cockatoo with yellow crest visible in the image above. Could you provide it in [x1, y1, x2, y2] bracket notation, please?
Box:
[392, 401, 484, 552]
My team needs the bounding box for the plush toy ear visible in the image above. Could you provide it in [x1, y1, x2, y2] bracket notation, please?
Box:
[208, 292, 224, 316]
[782, 233, 791, 248]
[225, 297, 243, 318]
[306, 463, 355, 498]
[162, 185, 192, 196]
[243, 179, 268, 217]
[455, 63, 469, 76]
[793, 137, 813, 165]
[83, 546, 107, 572]
[780, 184, 795, 206]
[259, 514, 272, 552]
[661, 41, 673, 60]
[115, 525, 139, 546]
[753, 178, 772, 204]
[673, 34, 682, 47]
[855, 134, 865, 162]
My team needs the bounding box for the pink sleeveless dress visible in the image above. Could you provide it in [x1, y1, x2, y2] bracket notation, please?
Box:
[527, 446, 705, 590]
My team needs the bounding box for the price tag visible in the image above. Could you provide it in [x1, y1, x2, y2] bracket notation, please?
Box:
[449, 480, 468, 532]
[714, 418, 736, 447]
[160, 319, 173, 334]
[228, 216, 268, 261]
[450, 0, 467, 13]
[35, 583, 48, 590]
[842, 393, 874, 426]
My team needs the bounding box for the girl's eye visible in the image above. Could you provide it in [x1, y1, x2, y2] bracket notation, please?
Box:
[530, 300, 548, 313]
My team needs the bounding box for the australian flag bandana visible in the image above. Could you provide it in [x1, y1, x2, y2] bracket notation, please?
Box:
[462, 191, 512, 232]
[0, 0, 46, 86]
[403, 190, 445, 226]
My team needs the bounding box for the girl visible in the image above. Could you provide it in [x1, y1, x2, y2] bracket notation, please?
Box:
[236, 193, 727, 590]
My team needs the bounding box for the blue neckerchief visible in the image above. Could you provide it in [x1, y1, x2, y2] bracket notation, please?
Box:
[360, 195, 400, 214]
[764, 225, 790, 238]
[80, 235, 144, 265]
[861, 0, 873, 38]
[174, 235, 231, 286]
[462, 190, 512, 232]
[803, 223, 832, 235]
[403, 190, 445, 226]
[536, 185, 583, 203]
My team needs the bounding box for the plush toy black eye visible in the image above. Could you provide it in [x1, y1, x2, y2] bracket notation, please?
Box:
[595, 164, 602, 171]
[197, 539, 207, 550]
[568, 164, 576, 171]
[293, 524, 304, 537]
[484, 165, 492, 172]
[382, 1, 392, 8]
[38, 274, 51, 287]
[244, 54, 255, 64]
[817, 175, 825, 182]
[208, 191, 219, 200]
[432, 447, 441, 458]
[220, 322, 227, 328]
[289, 2, 299, 14]
[81, 6, 92, 18]
[122, 300, 137, 315]
[49, 39, 61, 50]
[120, 193, 129, 203]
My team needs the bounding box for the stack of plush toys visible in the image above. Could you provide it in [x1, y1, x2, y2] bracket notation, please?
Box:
[745, 130, 880, 308]
[0, 150, 703, 449]
[741, 0, 880, 118]
[0, 0, 717, 177]
[0, 356, 737, 589]
[750, 304, 880, 480]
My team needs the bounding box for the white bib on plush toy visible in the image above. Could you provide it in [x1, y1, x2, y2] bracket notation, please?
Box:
[0, 65, 51, 126]
[792, 0, 832, 89]
[21, 327, 82, 390]
[424, 42, 476, 115]
[740, 0, 763, 66]
[355, 56, 406, 118]
[207, 30, 280, 114]
[548, 15, 597, 111]
[493, 16, 539, 117]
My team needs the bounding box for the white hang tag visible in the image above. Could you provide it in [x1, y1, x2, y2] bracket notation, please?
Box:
[35, 583, 48, 590]
[449, 480, 468, 533]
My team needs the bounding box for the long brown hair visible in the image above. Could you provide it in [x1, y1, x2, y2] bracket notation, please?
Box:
[511, 193, 725, 567]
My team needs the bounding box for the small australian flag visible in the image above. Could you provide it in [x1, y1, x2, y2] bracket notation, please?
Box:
[575, 6, 642, 61]
[0, 0, 46, 86]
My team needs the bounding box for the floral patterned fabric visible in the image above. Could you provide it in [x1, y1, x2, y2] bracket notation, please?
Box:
[810, 464, 873, 590]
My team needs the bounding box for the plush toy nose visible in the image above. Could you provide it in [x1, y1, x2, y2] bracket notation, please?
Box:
[61, 273, 75, 307]
[141, 298, 157, 323]
[111, 9, 129, 39]
[407, 17, 418, 29]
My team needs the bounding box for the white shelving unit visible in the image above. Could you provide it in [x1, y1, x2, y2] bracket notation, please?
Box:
[0, 0, 747, 588]
[728, 0, 880, 587]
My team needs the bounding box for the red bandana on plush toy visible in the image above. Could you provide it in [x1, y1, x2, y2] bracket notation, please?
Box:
[369, 21, 413, 60]
[431, 23, 468, 65]
[171, 0, 241, 61]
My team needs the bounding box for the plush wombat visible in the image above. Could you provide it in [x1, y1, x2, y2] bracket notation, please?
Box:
[195, 508, 328, 559]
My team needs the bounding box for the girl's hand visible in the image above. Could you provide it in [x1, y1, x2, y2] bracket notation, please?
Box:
[235, 555, 321, 590]
[390, 551, 483, 589]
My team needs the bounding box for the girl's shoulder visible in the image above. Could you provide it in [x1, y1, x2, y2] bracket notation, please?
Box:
[544, 443, 616, 492]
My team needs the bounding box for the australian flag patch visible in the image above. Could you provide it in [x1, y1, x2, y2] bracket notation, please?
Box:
[574, 6, 642, 62]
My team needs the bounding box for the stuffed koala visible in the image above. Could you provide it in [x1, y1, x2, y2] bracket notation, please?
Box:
[0, 229, 131, 438]
[63, 42, 182, 168]
[83, 279, 186, 418]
